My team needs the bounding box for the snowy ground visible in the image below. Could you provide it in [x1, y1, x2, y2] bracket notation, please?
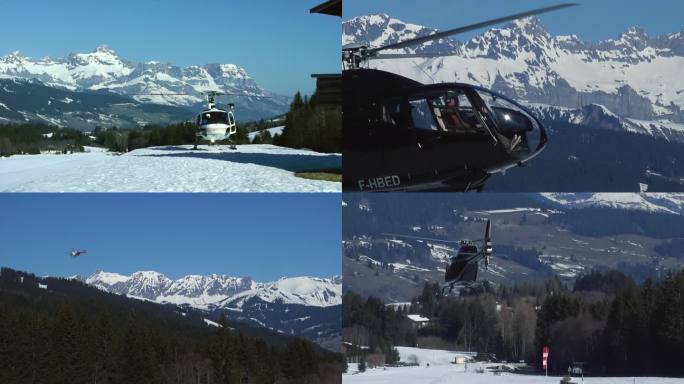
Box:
[0, 144, 341, 192]
[344, 347, 684, 384]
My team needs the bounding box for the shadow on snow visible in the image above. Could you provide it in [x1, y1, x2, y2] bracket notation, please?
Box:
[138, 146, 341, 173]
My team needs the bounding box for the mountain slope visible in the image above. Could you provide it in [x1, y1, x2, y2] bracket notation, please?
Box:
[0, 78, 193, 128]
[0, 45, 290, 124]
[0, 267, 342, 383]
[84, 270, 342, 348]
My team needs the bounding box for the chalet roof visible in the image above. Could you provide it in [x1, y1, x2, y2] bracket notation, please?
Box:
[407, 314, 429, 322]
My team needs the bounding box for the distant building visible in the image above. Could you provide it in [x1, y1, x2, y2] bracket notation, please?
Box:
[407, 314, 430, 329]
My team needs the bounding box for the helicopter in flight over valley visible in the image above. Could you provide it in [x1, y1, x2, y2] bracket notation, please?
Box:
[385, 219, 493, 295]
[343, 3, 579, 191]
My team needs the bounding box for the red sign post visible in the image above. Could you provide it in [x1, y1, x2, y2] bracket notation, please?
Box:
[542, 346, 549, 376]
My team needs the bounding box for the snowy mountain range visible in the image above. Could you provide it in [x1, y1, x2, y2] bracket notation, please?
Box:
[0, 45, 290, 126]
[82, 270, 342, 349]
[85, 270, 341, 308]
[343, 14, 684, 142]
[536, 193, 684, 215]
[0, 78, 192, 129]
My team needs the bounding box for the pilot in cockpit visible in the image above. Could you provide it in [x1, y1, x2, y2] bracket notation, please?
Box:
[444, 94, 471, 133]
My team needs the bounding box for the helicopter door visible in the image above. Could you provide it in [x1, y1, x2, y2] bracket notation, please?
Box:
[227, 111, 236, 135]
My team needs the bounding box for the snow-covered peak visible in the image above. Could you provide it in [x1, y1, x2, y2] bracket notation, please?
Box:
[343, 13, 461, 54]
[84, 270, 340, 308]
[226, 276, 342, 308]
[621, 26, 649, 40]
[539, 193, 684, 215]
[130, 270, 170, 283]
[95, 44, 116, 55]
[6, 50, 24, 60]
[510, 17, 550, 37]
[0, 45, 288, 116]
[69, 46, 124, 65]
[86, 270, 131, 285]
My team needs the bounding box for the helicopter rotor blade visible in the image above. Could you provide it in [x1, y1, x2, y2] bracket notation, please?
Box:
[367, 3, 578, 55]
[381, 232, 463, 244]
[133, 93, 190, 96]
[222, 93, 273, 98]
[370, 53, 457, 59]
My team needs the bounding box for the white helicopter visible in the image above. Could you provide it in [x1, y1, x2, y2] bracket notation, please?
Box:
[194, 91, 237, 148]
[138, 90, 239, 149]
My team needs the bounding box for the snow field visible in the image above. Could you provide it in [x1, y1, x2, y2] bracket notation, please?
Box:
[0, 144, 341, 192]
[344, 347, 684, 383]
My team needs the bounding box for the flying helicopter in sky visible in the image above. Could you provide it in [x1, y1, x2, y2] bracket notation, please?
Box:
[385, 219, 493, 295]
[70, 249, 87, 258]
[343, 3, 578, 192]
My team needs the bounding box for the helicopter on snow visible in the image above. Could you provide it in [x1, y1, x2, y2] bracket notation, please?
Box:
[195, 91, 237, 147]
[70, 249, 87, 257]
[343, 4, 578, 192]
[385, 219, 493, 295]
[138, 90, 241, 148]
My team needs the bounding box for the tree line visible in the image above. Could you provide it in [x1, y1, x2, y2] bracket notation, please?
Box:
[1, 89, 341, 155]
[274, 92, 341, 153]
[0, 123, 87, 156]
[343, 268, 684, 377]
[0, 268, 342, 384]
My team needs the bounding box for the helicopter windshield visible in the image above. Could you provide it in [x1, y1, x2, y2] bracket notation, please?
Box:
[458, 245, 478, 254]
[475, 89, 543, 154]
[200, 111, 229, 125]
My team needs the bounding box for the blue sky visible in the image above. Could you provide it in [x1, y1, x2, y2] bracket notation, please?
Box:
[0, 0, 339, 96]
[0, 194, 341, 281]
[345, 0, 684, 42]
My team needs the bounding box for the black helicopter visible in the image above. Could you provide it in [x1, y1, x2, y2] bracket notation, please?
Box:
[385, 219, 493, 295]
[343, 4, 578, 191]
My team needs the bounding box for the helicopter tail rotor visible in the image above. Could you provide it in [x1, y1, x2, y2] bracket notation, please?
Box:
[483, 219, 492, 269]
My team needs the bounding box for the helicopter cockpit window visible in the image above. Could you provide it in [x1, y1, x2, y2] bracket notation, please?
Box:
[381, 100, 402, 126]
[475, 89, 541, 152]
[459, 245, 479, 254]
[200, 111, 229, 125]
[409, 99, 439, 130]
[430, 91, 485, 134]
[476, 90, 537, 136]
